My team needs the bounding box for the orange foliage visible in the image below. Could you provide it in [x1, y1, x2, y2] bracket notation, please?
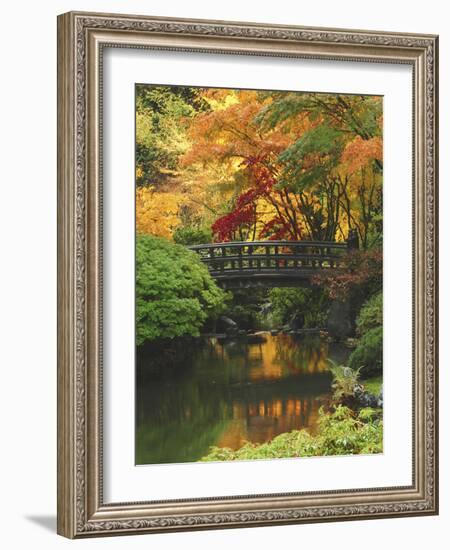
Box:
[341, 136, 382, 174]
[181, 91, 299, 167]
[136, 86, 383, 246]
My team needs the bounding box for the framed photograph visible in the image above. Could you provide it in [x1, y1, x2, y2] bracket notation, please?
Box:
[57, 11, 439, 538]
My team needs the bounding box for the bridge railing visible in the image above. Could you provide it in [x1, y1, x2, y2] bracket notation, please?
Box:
[189, 240, 349, 277]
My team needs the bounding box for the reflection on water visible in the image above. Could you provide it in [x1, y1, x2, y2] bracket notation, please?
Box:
[136, 333, 349, 465]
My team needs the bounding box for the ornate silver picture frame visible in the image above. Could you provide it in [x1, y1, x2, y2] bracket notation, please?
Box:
[57, 11, 438, 538]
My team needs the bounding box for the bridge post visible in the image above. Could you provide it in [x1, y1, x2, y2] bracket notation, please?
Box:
[220, 246, 226, 273]
[347, 228, 360, 250]
[237, 246, 243, 271]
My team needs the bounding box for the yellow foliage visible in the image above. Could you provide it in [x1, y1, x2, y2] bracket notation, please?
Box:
[203, 89, 240, 111]
[136, 186, 183, 239]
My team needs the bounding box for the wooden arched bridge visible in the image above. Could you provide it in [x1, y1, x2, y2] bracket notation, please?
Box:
[189, 235, 358, 289]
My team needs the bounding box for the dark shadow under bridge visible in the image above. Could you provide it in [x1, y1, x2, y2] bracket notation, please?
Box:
[189, 234, 358, 289]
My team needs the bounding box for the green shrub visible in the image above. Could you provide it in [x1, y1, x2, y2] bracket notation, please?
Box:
[173, 226, 212, 246]
[356, 292, 382, 335]
[348, 326, 383, 377]
[269, 287, 329, 328]
[222, 288, 268, 330]
[200, 406, 383, 461]
[136, 235, 227, 344]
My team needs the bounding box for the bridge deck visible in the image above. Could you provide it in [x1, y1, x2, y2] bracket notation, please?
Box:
[189, 240, 350, 287]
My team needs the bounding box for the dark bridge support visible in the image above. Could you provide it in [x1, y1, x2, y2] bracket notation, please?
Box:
[347, 228, 360, 251]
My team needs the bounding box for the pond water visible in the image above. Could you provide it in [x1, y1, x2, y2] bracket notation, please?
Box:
[136, 333, 350, 465]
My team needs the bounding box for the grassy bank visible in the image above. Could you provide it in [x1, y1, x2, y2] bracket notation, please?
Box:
[200, 406, 382, 462]
[363, 375, 383, 396]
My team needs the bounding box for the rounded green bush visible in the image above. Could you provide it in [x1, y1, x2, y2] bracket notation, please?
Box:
[136, 235, 227, 344]
[356, 292, 382, 335]
[348, 325, 383, 377]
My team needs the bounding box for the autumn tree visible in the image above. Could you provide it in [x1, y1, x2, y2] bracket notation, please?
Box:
[135, 85, 383, 249]
[136, 85, 210, 187]
[181, 89, 382, 247]
[135, 85, 212, 238]
[257, 92, 383, 247]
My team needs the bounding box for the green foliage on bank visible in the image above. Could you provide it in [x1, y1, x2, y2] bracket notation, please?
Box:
[200, 406, 382, 461]
[269, 287, 329, 328]
[363, 375, 383, 397]
[136, 235, 227, 344]
[223, 288, 269, 330]
[348, 326, 383, 377]
[346, 291, 383, 378]
[356, 291, 383, 335]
